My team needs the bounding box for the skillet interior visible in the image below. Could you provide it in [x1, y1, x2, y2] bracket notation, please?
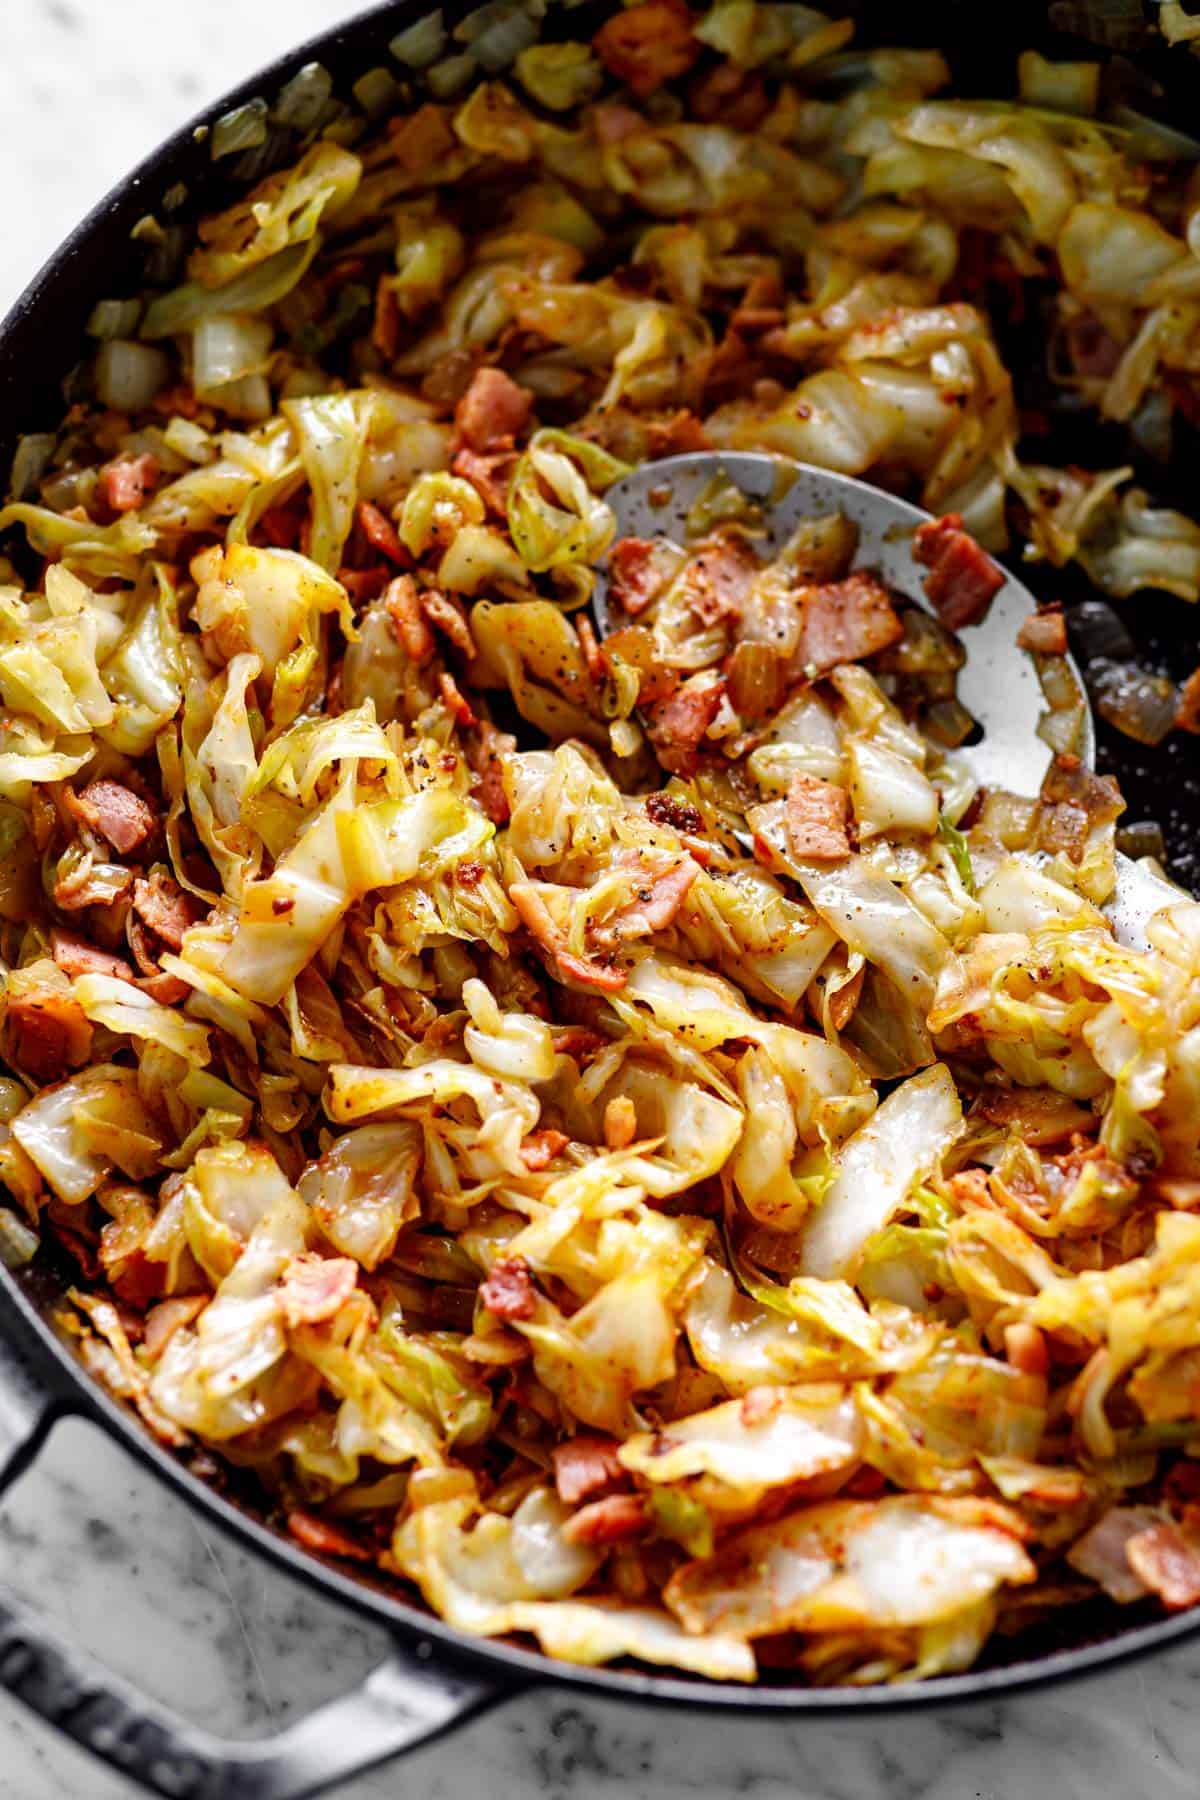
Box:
[2, 0, 1199, 1707]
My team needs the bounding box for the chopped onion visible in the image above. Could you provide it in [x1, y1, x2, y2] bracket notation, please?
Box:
[86, 297, 143, 340]
[211, 98, 269, 161]
[471, 9, 540, 71]
[162, 416, 217, 464]
[193, 313, 274, 394]
[0, 1208, 37, 1270]
[1117, 820, 1167, 861]
[1068, 598, 1136, 662]
[1088, 659, 1178, 746]
[427, 51, 478, 98]
[390, 10, 448, 68]
[353, 66, 402, 120]
[94, 339, 170, 412]
[8, 433, 56, 500]
[1017, 50, 1100, 115]
[272, 62, 334, 129]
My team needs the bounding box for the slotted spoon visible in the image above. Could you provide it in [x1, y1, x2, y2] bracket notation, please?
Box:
[592, 452, 1180, 948]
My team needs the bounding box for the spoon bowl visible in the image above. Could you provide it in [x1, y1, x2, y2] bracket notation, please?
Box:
[593, 453, 1178, 946]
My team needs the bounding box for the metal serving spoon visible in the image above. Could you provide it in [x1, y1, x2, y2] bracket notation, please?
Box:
[592, 452, 1180, 949]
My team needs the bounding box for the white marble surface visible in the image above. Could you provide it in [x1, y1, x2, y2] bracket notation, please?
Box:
[2, 5, 1200, 1797]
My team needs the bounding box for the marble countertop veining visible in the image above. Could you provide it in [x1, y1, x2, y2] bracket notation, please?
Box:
[2, 5, 1200, 1797]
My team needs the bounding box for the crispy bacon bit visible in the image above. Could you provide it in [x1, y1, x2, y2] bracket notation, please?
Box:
[645, 673, 726, 774]
[468, 719, 516, 825]
[1017, 606, 1068, 657]
[1126, 1520, 1200, 1610]
[520, 1128, 570, 1171]
[439, 670, 477, 728]
[479, 1255, 537, 1321]
[784, 773, 852, 862]
[279, 1254, 359, 1329]
[132, 869, 194, 952]
[592, 100, 646, 144]
[373, 275, 400, 362]
[359, 500, 409, 566]
[645, 409, 712, 457]
[76, 779, 157, 856]
[608, 536, 675, 617]
[576, 614, 606, 685]
[797, 571, 905, 672]
[143, 1295, 207, 1361]
[1177, 667, 1200, 734]
[384, 574, 436, 665]
[604, 1095, 639, 1151]
[677, 532, 759, 627]
[338, 565, 392, 606]
[100, 453, 159, 514]
[1004, 1322, 1049, 1379]
[259, 502, 304, 549]
[688, 62, 769, 131]
[4, 987, 92, 1083]
[50, 929, 132, 981]
[645, 792, 703, 836]
[553, 1435, 629, 1505]
[594, 0, 698, 97]
[510, 881, 628, 992]
[552, 1026, 607, 1061]
[562, 1493, 650, 1547]
[912, 513, 1005, 630]
[287, 1510, 373, 1563]
[422, 588, 476, 659]
[452, 446, 518, 517]
[602, 850, 701, 942]
[454, 366, 534, 453]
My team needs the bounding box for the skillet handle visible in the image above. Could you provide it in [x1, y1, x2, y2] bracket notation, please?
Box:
[0, 1306, 513, 1800]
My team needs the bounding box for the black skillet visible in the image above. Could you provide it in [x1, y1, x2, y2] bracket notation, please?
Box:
[1, 2, 1199, 1795]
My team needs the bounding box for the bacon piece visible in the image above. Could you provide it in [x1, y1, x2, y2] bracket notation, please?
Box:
[784, 773, 852, 862]
[562, 1494, 650, 1547]
[594, 0, 698, 97]
[259, 502, 304, 549]
[4, 987, 92, 1083]
[359, 500, 409, 566]
[439, 671, 477, 729]
[677, 533, 759, 627]
[338, 565, 392, 606]
[454, 367, 534, 453]
[552, 1026, 607, 1062]
[132, 870, 194, 952]
[100, 453, 159, 513]
[384, 574, 436, 665]
[592, 100, 646, 144]
[373, 275, 400, 361]
[645, 409, 712, 456]
[287, 1510, 373, 1563]
[553, 1435, 629, 1505]
[510, 882, 628, 992]
[576, 615, 606, 685]
[452, 446, 518, 517]
[688, 62, 769, 131]
[520, 1129, 570, 1172]
[422, 588, 475, 659]
[603, 850, 701, 941]
[1126, 1520, 1200, 1610]
[912, 513, 1005, 630]
[479, 1255, 537, 1321]
[608, 536, 676, 617]
[468, 720, 515, 825]
[50, 929, 133, 981]
[279, 1255, 359, 1329]
[76, 779, 157, 857]
[645, 673, 726, 774]
[138, 971, 191, 1006]
[1017, 606, 1068, 656]
[143, 1295, 207, 1361]
[797, 571, 905, 672]
[1177, 667, 1200, 735]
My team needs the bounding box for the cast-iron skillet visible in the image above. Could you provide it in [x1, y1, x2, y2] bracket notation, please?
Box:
[2, 3, 1200, 1795]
